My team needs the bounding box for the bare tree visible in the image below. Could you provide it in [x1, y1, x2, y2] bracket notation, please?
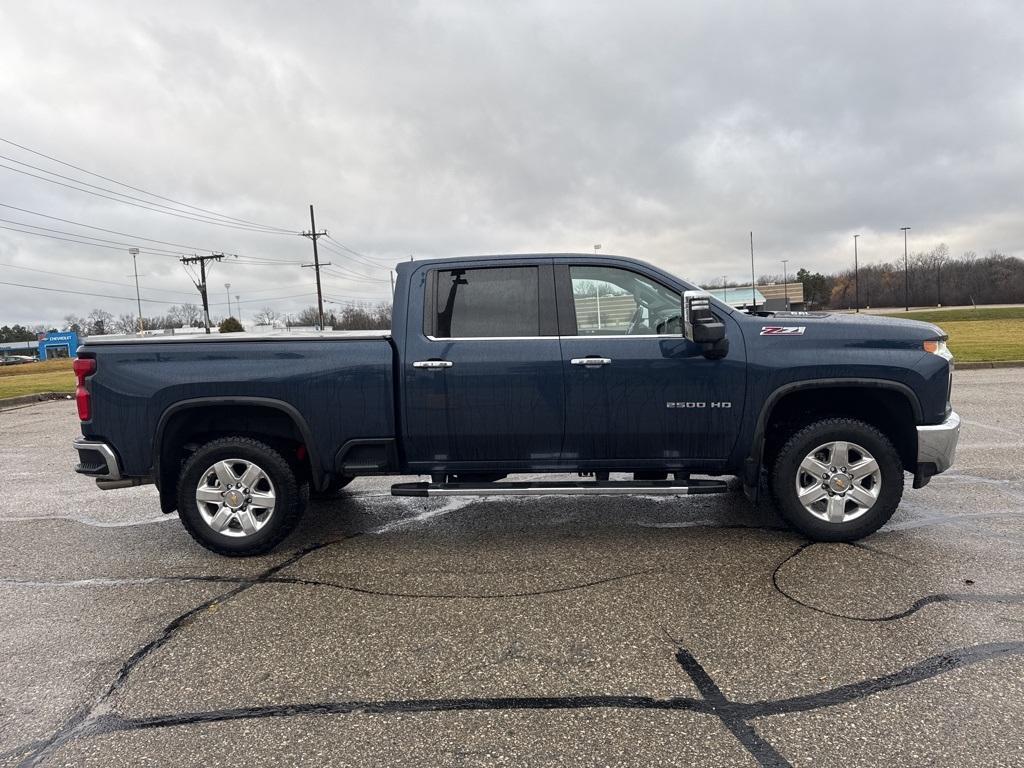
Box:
[113, 313, 138, 334]
[86, 308, 114, 335]
[252, 307, 281, 325]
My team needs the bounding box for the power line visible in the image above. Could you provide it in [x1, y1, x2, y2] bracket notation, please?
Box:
[0, 137, 296, 231]
[0, 278, 181, 305]
[0, 202, 223, 252]
[0, 217, 188, 257]
[0, 161, 299, 234]
[0, 223, 182, 258]
[0, 261, 194, 296]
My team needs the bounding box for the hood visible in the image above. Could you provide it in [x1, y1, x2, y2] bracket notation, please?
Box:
[754, 310, 946, 341]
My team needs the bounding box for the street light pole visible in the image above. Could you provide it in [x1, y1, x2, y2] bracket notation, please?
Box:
[225, 283, 232, 319]
[853, 234, 860, 313]
[128, 247, 143, 333]
[235, 295, 241, 324]
[901, 227, 911, 311]
[781, 259, 790, 310]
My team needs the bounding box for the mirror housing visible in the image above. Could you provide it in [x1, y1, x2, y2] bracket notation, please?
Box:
[683, 290, 729, 359]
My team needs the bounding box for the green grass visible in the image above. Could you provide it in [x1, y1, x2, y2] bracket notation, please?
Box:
[882, 306, 1024, 323]
[0, 358, 75, 399]
[931, 319, 1024, 362]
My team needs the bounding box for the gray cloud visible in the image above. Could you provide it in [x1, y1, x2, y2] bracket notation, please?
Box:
[1, 0, 1022, 326]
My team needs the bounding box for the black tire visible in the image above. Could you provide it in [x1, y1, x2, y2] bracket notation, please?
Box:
[311, 474, 354, 500]
[176, 437, 309, 556]
[770, 417, 903, 542]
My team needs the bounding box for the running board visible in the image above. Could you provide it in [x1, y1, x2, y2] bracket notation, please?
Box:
[391, 479, 730, 498]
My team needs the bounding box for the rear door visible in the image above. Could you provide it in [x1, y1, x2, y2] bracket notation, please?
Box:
[556, 262, 746, 468]
[402, 261, 564, 472]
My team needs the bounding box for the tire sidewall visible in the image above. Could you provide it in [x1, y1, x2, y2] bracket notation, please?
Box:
[177, 438, 305, 556]
[771, 419, 903, 541]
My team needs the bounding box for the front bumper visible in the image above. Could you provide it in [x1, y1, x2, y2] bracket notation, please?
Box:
[915, 411, 961, 486]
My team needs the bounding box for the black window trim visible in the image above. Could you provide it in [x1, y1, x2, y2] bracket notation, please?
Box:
[423, 263, 557, 340]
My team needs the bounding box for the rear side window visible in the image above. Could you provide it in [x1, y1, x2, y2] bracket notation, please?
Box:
[433, 266, 540, 338]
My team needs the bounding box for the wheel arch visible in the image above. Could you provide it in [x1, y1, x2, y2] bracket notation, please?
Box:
[745, 379, 922, 489]
[154, 397, 323, 513]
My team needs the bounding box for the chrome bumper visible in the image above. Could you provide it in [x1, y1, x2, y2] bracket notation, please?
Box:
[917, 411, 961, 474]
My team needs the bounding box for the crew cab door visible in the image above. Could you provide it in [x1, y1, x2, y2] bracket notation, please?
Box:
[402, 261, 564, 472]
[555, 262, 746, 468]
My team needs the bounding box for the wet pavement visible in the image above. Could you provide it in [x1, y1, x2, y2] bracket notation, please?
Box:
[0, 368, 1021, 767]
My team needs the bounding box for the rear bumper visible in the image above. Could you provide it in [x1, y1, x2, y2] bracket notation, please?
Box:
[73, 439, 146, 490]
[914, 411, 961, 486]
[74, 438, 121, 480]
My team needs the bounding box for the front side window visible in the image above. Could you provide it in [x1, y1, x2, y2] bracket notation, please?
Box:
[433, 266, 540, 338]
[570, 265, 681, 335]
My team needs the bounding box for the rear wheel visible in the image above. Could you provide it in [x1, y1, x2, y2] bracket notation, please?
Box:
[177, 437, 308, 556]
[770, 417, 903, 541]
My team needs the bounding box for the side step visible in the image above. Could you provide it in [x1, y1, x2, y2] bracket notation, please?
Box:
[391, 479, 730, 498]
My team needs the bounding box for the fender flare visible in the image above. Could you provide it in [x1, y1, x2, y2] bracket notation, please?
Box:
[743, 378, 923, 490]
[153, 396, 324, 498]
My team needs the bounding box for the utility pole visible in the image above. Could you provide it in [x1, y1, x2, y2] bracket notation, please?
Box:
[301, 205, 329, 329]
[901, 226, 911, 311]
[181, 253, 224, 333]
[389, 271, 395, 297]
[224, 283, 232, 319]
[853, 234, 860, 313]
[781, 259, 790, 310]
[128, 247, 143, 333]
[749, 232, 756, 310]
[236, 294, 241, 323]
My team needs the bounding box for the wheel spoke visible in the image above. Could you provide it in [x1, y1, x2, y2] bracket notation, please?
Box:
[826, 494, 847, 522]
[798, 484, 828, 506]
[830, 441, 850, 470]
[207, 506, 233, 533]
[248, 492, 275, 509]
[800, 456, 830, 478]
[235, 510, 258, 535]
[848, 484, 878, 509]
[849, 457, 879, 480]
[213, 460, 238, 488]
[238, 462, 263, 489]
[196, 487, 224, 504]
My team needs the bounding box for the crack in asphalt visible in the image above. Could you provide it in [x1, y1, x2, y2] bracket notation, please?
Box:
[18, 642, 1024, 768]
[772, 542, 1024, 622]
[6, 522, 1024, 766]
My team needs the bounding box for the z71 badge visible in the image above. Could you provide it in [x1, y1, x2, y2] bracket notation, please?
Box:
[760, 326, 806, 336]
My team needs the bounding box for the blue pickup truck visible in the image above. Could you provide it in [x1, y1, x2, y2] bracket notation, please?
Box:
[72, 253, 960, 555]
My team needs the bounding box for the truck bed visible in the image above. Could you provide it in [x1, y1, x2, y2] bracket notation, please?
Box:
[78, 334, 396, 482]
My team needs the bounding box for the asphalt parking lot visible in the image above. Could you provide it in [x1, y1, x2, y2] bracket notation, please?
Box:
[1, 369, 1022, 767]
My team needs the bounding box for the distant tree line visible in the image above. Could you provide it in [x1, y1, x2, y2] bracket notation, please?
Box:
[754, 247, 1023, 310]
[284, 303, 393, 330]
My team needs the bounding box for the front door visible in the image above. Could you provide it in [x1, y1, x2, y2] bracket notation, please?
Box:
[556, 263, 746, 468]
[403, 262, 564, 473]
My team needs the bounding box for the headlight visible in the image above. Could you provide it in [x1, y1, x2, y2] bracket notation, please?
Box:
[924, 339, 953, 361]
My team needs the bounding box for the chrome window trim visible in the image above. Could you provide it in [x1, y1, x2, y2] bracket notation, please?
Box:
[425, 334, 682, 341]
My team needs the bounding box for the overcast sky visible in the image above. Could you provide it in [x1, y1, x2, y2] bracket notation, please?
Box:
[1, 0, 1022, 327]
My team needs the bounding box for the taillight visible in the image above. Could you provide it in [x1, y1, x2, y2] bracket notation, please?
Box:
[73, 357, 96, 421]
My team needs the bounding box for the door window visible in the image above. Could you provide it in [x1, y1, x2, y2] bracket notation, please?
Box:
[569, 265, 681, 335]
[433, 266, 540, 338]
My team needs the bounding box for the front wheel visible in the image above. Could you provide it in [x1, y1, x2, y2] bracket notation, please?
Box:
[177, 437, 308, 556]
[770, 417, 903, 541]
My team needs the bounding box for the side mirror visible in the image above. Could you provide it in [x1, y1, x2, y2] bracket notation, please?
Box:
[683, 290, 729, 359]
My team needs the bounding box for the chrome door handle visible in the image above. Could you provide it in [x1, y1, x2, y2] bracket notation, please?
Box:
[570, 357, 612, 366]
[412, 360, 453, 369]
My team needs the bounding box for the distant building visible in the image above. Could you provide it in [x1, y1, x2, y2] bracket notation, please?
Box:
[709, 282, 805, 311]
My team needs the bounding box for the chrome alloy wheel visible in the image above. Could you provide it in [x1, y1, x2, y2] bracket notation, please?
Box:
[195, 458, 276, 537]
[794, 440, 882, 524]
